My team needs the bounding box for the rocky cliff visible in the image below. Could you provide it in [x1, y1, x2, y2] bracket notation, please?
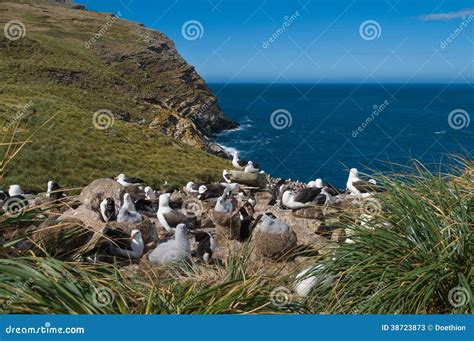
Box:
[0, 0, 237, 153]
[0, 0, 235, 188]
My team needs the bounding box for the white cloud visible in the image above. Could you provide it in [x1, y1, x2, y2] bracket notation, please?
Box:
[420, 9, 474, 21]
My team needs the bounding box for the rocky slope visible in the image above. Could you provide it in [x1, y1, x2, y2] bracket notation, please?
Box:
[0, 0, 236, 188]
[0, 0, 237, 150]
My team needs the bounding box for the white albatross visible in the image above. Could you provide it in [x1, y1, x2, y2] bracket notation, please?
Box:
[117, 193, 142, 223]
[109, 229, 144, 259]
[346, 168, 385, 197]
[157, 193, 196, 233]
[148, 224, 191, 265]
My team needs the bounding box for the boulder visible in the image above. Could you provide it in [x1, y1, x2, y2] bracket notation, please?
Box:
[212, 210, 241, 240]
[268, 207, 328, 249]
[227, 170, 268, 188]
[106, 216, 156, 244]
[59, 205, 105, 232]
[252, 228, 297, 261]
[78, 178, 123, 211]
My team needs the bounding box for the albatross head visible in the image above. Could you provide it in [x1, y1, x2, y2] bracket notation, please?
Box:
[8, 184, 22, 196]
[198, 185, 207, 194]
[349, 168, 359, 178]
[315, 179, 323, 188]
[144, 186, 156, 200]
[282, 191, 292, 206]
[130, 229, 142, 240]
[47, 181, 54, 193]
[115, 173, 125, 181]
[158, 193, 171, 207]
[175, 223, 188, 240]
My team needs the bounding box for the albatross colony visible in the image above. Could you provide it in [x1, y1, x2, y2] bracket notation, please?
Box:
[2, 158, 390, 297]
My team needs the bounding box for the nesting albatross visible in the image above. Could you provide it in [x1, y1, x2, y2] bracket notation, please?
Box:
[157, 193, 197, 233]
[346, 168, 385, 197]
[148, 224, 191, 265]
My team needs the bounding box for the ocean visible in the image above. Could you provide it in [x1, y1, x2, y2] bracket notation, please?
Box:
[211, 83, 473, 188]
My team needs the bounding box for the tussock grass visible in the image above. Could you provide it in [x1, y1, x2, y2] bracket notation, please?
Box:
[301, 161, 473, 314]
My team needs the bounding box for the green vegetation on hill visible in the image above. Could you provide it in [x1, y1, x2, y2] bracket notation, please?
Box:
[0, 1, 231, 189]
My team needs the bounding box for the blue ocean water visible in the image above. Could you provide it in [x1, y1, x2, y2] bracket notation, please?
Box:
[211, 83, 474, 187]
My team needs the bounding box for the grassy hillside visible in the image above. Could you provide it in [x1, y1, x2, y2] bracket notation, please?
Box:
[0, 1, 231, 189]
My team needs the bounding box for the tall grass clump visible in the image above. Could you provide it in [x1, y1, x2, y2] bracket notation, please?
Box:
[303, 161, 473, 314]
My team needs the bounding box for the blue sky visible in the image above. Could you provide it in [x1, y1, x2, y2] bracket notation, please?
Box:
[77, 0, 474, 83]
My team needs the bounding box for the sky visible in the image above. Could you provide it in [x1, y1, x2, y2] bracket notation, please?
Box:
[76, 0, 474, 83]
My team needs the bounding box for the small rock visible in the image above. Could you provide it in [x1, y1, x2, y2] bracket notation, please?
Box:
[253, 228, 297, 261]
